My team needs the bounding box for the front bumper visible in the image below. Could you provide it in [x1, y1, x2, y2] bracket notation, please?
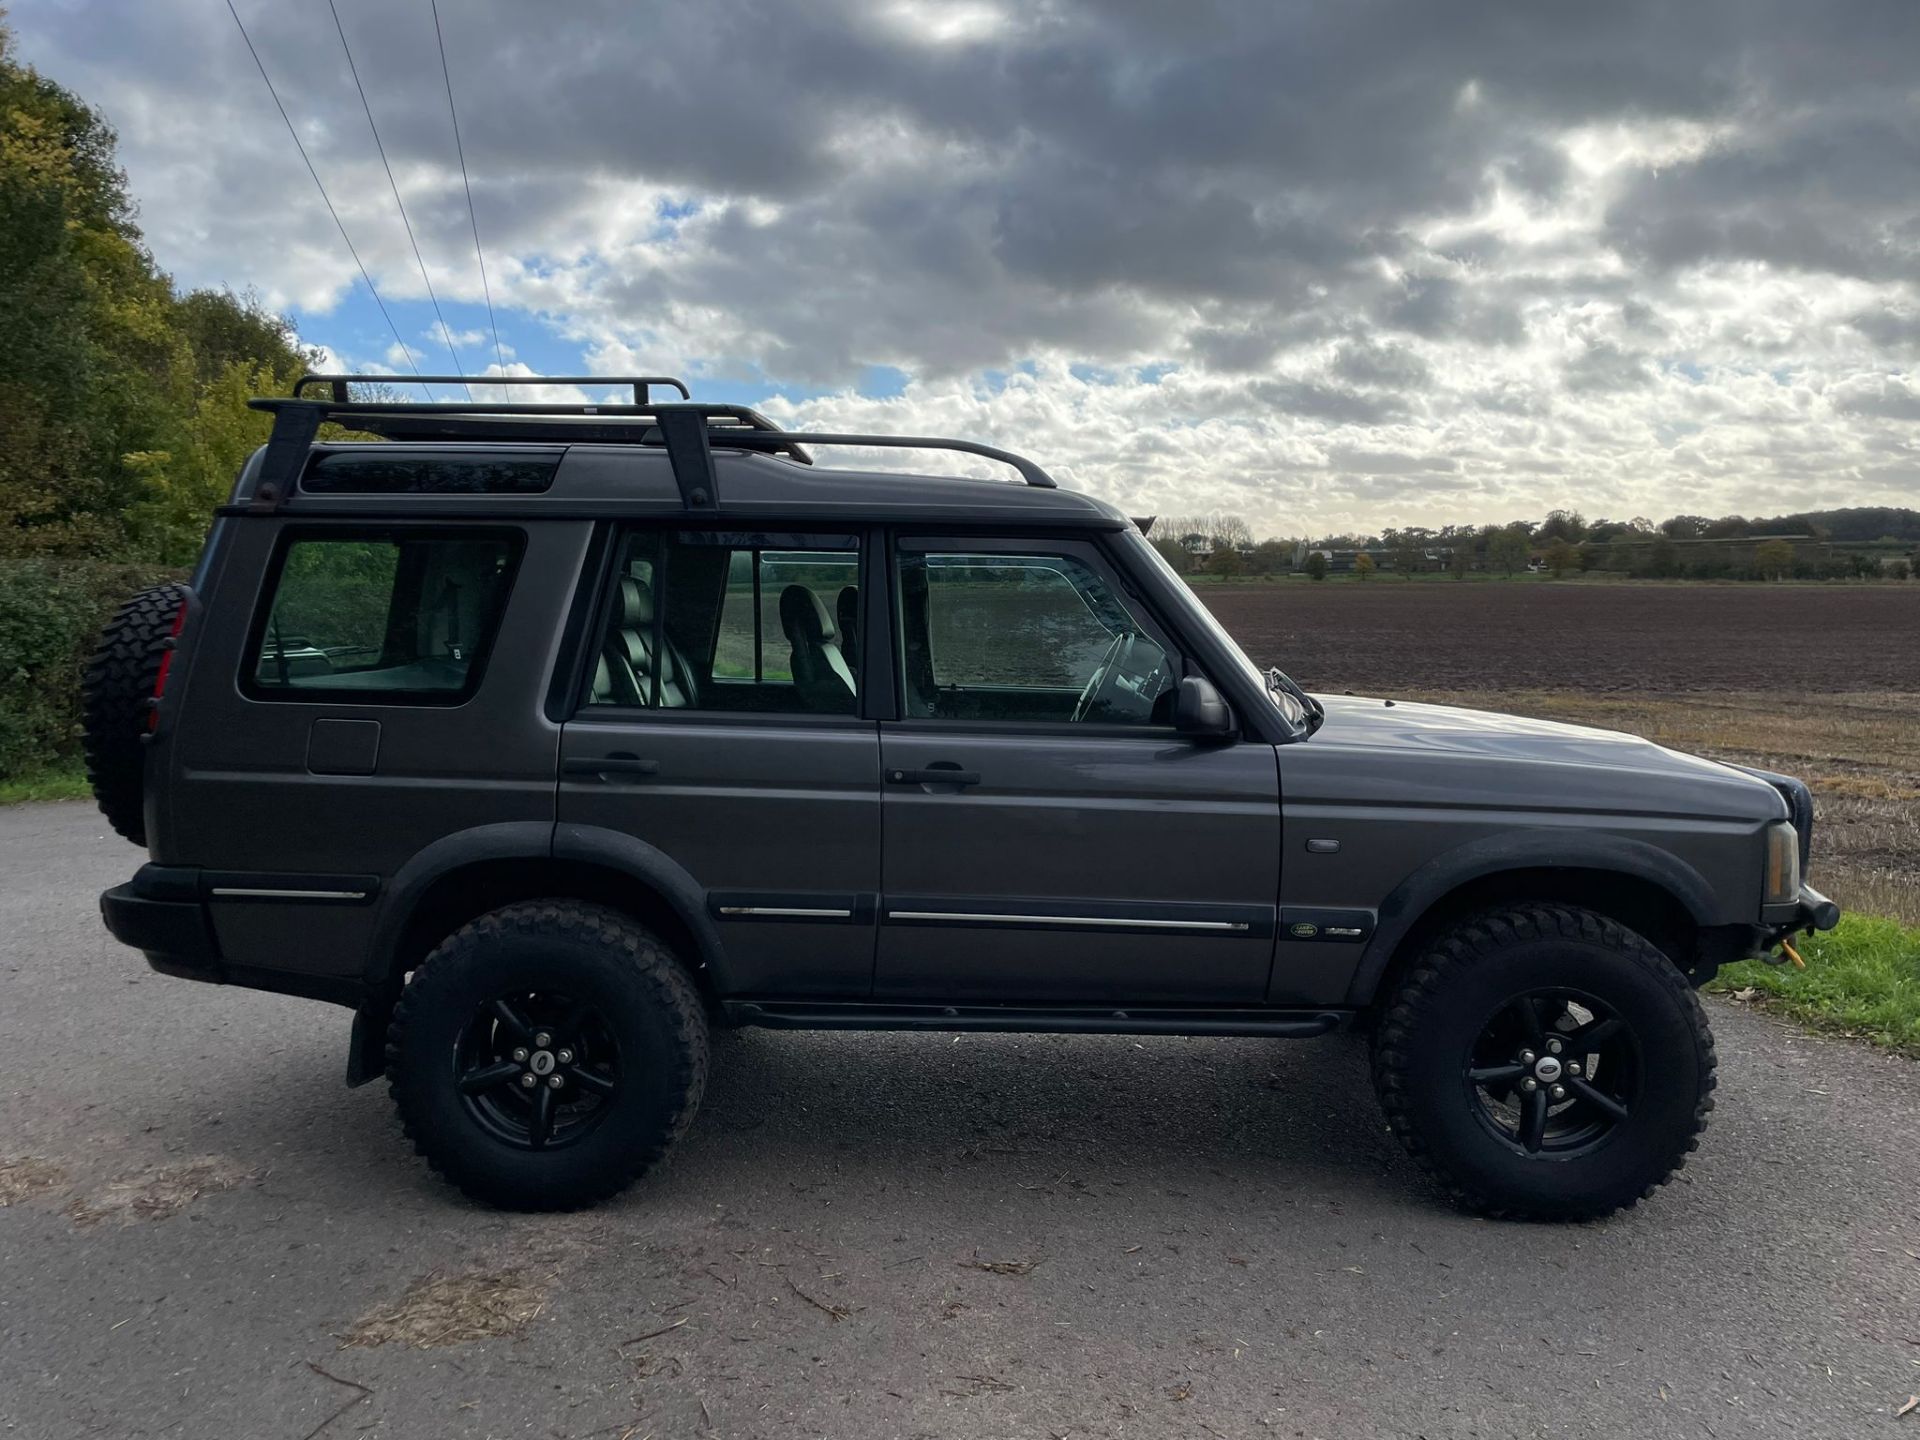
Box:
[1762, 882, 1841, 935]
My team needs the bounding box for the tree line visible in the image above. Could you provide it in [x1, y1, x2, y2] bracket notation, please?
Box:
[1, 21, 314, 568]
[1, 21, 318, 776]
[1151, 507, 1920, 582]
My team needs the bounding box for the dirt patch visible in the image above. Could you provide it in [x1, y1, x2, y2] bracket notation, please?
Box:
[341, 1269, 546, 1349]
[67, 1157, 256, 1227]
[0, 1156, 66, 1206]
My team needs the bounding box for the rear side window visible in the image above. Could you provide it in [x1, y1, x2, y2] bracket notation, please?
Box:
[712, 549, 861, 685]
[302, 453, 559, 494]
[583, 530, 860, 716]
[246, 529, 522, 704]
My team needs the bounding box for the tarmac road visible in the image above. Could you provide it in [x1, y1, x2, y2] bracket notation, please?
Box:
[2, 800, 1916, 1440]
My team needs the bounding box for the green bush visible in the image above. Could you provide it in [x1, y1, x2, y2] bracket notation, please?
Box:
[0, 558, 182, 778]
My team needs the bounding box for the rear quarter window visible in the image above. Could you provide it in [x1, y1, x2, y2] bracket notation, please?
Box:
[243, 528, 523, 705]
[301, 453, 559, 494]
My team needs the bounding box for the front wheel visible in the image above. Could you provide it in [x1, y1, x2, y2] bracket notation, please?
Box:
[1370, 905, 1715, 1221]
[387, 901, 709, 1211]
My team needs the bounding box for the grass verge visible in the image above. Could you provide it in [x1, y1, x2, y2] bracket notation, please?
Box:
[1709, 913, 1920, 1057]
[0, 763, 90, 806]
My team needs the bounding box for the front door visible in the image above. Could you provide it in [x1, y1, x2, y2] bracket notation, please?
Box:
[557, 527, 881, 996]
[875, 535, 1281, 1003]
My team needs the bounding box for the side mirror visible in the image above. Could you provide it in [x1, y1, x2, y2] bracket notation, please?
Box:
[1174, 675, 1234, 740]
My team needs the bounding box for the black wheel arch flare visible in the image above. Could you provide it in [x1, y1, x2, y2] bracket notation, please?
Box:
[1343, 830, 1721, 1008]
[347, 821, 734, 1087]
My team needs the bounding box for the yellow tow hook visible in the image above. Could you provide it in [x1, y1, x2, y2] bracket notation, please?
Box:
[1778, 936, 1807, 970]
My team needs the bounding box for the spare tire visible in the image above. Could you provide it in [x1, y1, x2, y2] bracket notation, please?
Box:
[81, 584, 189, 846]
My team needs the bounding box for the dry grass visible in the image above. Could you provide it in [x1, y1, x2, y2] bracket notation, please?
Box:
[66, 1157, 255, 1227]
[341, 1269, 545, 1349]
[1396, 689, 1920, 927]
[0, 1156, 66, 1206]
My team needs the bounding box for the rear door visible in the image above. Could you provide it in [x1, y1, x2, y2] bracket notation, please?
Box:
[557, 527, 882, 996]
[875, 534, 1282, 1003]
[167, 512, 578, 989]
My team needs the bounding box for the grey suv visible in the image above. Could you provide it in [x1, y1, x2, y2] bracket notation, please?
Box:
[89, 374, 1839, 1218]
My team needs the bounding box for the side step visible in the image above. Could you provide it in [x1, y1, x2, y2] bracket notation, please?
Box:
[722, 1001, 1348, 1039]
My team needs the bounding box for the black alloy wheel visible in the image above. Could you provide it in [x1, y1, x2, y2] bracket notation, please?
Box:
[1463, 990, 1639, 1157]
[1371, 904, 1715, 1221]
[387, 900, 709, 1211]
[455, 992, 622, 1151]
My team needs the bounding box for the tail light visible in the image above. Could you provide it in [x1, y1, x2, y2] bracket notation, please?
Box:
[147, 605, 190, 732]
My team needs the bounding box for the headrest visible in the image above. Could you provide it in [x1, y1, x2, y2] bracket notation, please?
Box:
[779, 584, 835, 644]
[615, 627, 673, 681]
[620, 577, 654, 627]
[836, 585, 858, 635]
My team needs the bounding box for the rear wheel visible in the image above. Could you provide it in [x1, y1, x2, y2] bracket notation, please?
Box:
[1371, 904, 1715, 1221]
[81, 583, 189, 845]
[387, 901, 708, 1211]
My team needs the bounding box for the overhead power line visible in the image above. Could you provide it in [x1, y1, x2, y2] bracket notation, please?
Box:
[327, 0, 471, 399]
[225, 0, 432, 397]
[431, 0, 506, 377]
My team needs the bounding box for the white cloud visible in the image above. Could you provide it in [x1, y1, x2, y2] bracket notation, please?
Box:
[12, 0, 1919, 533]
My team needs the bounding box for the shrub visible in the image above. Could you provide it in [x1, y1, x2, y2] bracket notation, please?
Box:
[1752, 538, 1792, 579]
[1488, 527, 1530, 575]
[0, 558, 182, 778]
[1149, 537, 1192, 574]
[1642, 537, 1683, 578]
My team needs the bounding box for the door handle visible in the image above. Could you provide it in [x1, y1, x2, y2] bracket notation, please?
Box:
[887, 764, 980, 788]
[564, 755, 660, 779]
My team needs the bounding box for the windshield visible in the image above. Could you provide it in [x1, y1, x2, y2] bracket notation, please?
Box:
[1119, 530, 1313, 732]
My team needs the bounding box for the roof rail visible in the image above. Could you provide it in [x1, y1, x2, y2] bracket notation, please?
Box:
[247, 383, 1060, 507]
[733, 431, 1056, 489]
[292, 372, 692, 404]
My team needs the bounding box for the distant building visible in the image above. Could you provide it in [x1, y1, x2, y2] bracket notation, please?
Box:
[1299, 546, 1393, 574]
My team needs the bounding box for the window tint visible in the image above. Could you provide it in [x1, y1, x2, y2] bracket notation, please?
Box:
[248, 531, 520, 702]
[586, 532, 859, 716]
[897, 548, 1175, 725]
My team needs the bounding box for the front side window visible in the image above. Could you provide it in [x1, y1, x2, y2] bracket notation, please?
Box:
[586, 531, 860, 716]
[248, 530, 521, 703]
[896, 546, 1175, 724]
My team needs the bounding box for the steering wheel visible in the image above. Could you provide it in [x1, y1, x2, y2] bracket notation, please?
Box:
[1071, 632, 1135, 723]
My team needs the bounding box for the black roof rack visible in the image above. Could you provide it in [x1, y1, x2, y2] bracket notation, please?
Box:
[248, 374, 1059, 510]
[291, 372, 693, 404]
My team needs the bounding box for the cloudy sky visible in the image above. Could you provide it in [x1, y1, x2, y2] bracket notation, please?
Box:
[14, 0, 1920, 534]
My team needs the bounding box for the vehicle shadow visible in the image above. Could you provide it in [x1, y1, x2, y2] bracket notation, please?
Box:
[173, 1021, 1421, 1222]
[664, 1026, 1413, 1205]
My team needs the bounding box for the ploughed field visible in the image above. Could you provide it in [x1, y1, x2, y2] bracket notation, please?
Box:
[1199, 579, 1917, 694]
[1197, 580, 1920, 926]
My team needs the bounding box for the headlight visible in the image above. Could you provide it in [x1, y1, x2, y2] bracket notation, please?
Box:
[1764, 822, 1801, 905]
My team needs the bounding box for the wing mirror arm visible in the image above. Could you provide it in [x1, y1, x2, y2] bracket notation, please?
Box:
[1173, 675, 1236, 743]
